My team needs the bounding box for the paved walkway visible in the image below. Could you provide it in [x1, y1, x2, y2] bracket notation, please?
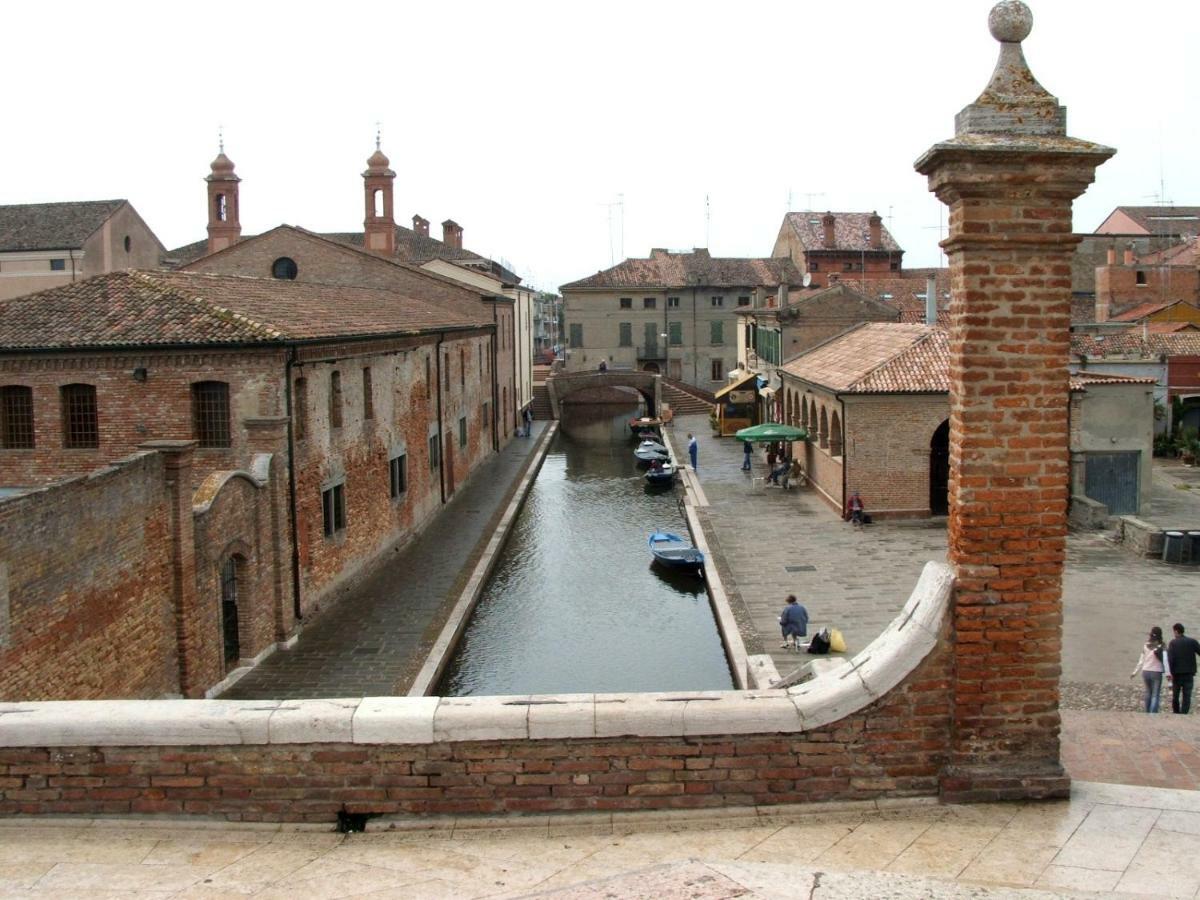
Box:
[222, 424, 550, 700]
[665, 414, 1200, 700]
[4, 780, 1200, 897]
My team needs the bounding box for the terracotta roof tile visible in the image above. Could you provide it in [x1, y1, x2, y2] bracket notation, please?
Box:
[0, 200, 128, 252]
[783, 211, 903, 253]
[0, 269, 486, 351]
[562, 248, 802, 290]
[781, 323, 946, 393]
[1069, 370, 1158, 389]
[1071, 329, 1200, 358]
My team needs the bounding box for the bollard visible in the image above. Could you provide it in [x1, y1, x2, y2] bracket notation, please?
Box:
[1162, 531, 1185, 564]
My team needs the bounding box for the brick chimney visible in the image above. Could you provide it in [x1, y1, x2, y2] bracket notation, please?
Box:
[1123, 243, 1135, 265]
[916, 0, 1113, 803]
[822, 212, 836, 249]
[205, 147, 241, 256]
[442, 219, 463, 250]
[412, 215, 430, 238]
[869, 212, 883, 249]
[1105, 247, 1116, 265]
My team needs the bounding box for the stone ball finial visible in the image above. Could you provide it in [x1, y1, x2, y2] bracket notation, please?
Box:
[989, 0, 1033, 43]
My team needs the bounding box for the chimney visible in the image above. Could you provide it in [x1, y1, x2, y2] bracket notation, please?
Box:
[1105, 247, 1116, 265]
[822, 212, 836, 249]
[926, 275, 938, 326]
[776, 283, 788, 308]
[442, 219, 463, 250]
[1123, 243, 1135, 266]
[412, 215, 429, 238]
[869, 211, 883, 250]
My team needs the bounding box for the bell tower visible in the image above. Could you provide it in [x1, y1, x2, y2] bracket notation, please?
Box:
[205, 138, 241, 256]
[363, 132, 396, 255]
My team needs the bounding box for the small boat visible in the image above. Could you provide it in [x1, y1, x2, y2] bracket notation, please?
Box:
[637, 439, 668, 454]
[634, 445, 670, 463]
[635, 429, 660, 442]
[644, 462, 677, 486]
[648, 531, 705, 572]
[629, 416, 662, 435]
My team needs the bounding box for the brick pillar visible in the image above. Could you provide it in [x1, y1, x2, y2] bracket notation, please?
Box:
[915, 1, 1113, 802]
[243, 417, 297, 641]
[140, 440, 202, 697]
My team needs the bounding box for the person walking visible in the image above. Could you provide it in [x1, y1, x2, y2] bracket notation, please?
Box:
[1131, 626, 1167, 713]
[741, 440, 752, 471]
[687, 433, 698, 471]
[778, 595, 809, 650]
[1167, 623, 1200, 714]
[847, 491, 865, 526]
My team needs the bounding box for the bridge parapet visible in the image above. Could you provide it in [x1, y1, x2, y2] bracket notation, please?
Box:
[547, 371, 661, 419]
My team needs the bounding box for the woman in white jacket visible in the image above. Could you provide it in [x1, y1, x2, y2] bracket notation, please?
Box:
[1131, 626, 1168, 713]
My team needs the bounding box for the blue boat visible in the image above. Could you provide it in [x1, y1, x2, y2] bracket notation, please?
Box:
[648, 531, 704, 572]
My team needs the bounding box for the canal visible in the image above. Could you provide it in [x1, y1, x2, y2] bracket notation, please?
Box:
[437, 403, 734, 696]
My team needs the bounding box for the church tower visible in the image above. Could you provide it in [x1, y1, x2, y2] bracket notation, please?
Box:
[363, 137, 396, 255]
[205, 143, 241, 255]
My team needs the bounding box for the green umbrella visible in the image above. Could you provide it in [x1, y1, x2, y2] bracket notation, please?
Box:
[734, 423, 808, 442]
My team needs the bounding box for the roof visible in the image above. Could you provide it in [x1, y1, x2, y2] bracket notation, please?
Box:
[781, 211, 903, 254]
[781, 323, 947, 393]
[1069, 371, 1158, 389]
[0, 269, 488, 351]
[0, 200, 128, 252]
[1071, 329, 1200, 359]
[562, 248, 803, 291]
[833, 271, 952, 324]
[713, 371, 758, 400]
[1109, 299, 1200, 323]
[1136, 236, 1200, 267]
[1099, 207, 1200, 236]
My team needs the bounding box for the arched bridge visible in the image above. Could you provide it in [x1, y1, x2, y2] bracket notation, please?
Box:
[546, 371, 661, 419]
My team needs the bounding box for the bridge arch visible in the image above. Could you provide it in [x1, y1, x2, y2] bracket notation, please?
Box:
[546, 371, 661, 419]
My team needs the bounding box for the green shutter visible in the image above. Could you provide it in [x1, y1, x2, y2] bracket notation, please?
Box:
[669, 322, 682, 345]
[619, 322, 632, 347]
[710, 321, 723, 345]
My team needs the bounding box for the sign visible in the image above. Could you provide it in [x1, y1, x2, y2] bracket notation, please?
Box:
[729, 390, 755, 404]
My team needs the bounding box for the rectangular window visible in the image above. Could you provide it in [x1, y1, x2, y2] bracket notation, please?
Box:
[619, 298, 632, 309]
[482, 401, 490, 430]
[60, 383, 98, 448]
[643, 297, 657, 309]
[293, 377, 308, 440]
[711, 296, 724, 308]
[321, 483, 346, 537]
[329, 371, 343, 429]
[429, 433, 441, 470]
[569, 323, 583, 347]
[0, 386, 34, 449]
[443, 354, 449, 391]
[843, 262, 853, 272]
[737, 295, 751, 307]
[425, 356, 431, 399]
[668, 321, 682, 345]
[810, 262, 820, 272]
[710, 321, 724, 345]
[460, 348, 465, 388]
[191, 381, 231, 448]
[711, 359, 724, 381]
[458, 415, 467, 447]
[362, 368, 374, 420]
[389, 453, 407, 499]
[618, 322, 632, 347]
[667, 297, 680, 308]
[49, 258, 66, 272]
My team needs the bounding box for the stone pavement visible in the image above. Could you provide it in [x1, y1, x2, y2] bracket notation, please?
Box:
[4, 780, 1200, 897]
[222, 424, 550, 700]
[1062, 709, 1200, 791]
[665, 414, 1200, 703]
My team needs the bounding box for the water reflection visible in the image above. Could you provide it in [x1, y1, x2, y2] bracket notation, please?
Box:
[437, 403, 734, 696]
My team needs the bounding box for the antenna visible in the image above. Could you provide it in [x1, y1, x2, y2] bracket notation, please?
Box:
[600, 194, 625, 265]
[218, 124, 224, 153]
[787, 188, 793, 211]
[705, 193, 711, 248]
[923, 205, 948, 267]
[803, 191, 826, 209]
[375, 121, 382, 150]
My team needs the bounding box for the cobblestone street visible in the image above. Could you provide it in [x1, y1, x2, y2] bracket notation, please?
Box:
[666, 413, 1200, 708]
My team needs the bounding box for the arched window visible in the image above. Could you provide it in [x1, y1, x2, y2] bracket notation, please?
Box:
[192, 381, 231, 448]
[819, 407, 829, 449]
[809, 399, 818, 434]
[373, 189, 384, 217]
[214, 193, 227, 222]
[800, 396, 809, 430]
[220, 556, 243, 670]
[61, 383, 98, 448]
[271, 257, 298, 280]
[830, 410, 843, 457]
[329, 370, 343, 429]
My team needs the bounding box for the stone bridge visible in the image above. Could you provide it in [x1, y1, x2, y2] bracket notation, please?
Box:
[546, 370, 661, 419]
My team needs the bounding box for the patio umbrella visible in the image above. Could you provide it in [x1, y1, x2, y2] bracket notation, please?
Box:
[734, 423, 807, 442]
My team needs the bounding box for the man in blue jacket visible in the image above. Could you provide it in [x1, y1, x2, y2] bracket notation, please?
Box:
[779, 595, 809, 650]
[1167, 623, 1200, 713]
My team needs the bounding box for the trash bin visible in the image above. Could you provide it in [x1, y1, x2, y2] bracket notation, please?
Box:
[1187, 531, 1200, 564]
[1162, 531, 1185, 564]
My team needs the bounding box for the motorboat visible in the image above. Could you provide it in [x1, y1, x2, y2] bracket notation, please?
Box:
[644, 461, 677, 486]
[648, 531, 704, 572]
[634, 442, 670, 463]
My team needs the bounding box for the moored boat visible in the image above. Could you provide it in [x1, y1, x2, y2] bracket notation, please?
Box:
[644, 461, 677, 486]
[648, 531, 704, 572]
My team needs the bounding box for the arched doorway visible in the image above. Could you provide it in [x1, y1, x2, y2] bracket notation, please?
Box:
[930, 420, 950, 516]
[220, 556, 242, 670]
[642, 362, 661, 374]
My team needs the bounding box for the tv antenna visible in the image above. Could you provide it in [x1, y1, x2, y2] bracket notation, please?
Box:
[600, 194, 625, 265]
[705, 193, 711, 248]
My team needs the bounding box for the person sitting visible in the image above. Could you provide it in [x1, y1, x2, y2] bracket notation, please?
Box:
[767, 460, 790, 486]
[785, 458, 804, 489]
[847, 491, 866, 526]
[598, 360, 608, 373]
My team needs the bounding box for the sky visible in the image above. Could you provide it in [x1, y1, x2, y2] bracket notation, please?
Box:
[4, 1, 1197, 294]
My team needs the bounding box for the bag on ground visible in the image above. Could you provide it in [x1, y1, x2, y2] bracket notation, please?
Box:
[807, 627, 831, 655]
[829, 627, 846, 653]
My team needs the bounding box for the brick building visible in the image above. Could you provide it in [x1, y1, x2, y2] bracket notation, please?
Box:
[0, 268, 502, 699]
[780, 324, 1154, 520]
[0, 200, 164, 301]
[771, 211, 904, 289]
[560, 248, 801, 391]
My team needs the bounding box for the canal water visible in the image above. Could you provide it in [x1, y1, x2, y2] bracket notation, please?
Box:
[437, 403, 734, 696]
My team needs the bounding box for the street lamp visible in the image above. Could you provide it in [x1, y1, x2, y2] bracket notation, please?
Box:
[661, 332, 669, 381]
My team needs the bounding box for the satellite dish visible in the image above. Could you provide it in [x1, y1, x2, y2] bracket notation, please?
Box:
[802, 272, 812, 288]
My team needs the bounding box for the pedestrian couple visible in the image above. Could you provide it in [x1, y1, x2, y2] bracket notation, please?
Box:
[1131, 623, 1200, 713]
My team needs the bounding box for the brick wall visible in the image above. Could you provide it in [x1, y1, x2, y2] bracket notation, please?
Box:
[844, 395, 948, 518]
[0, 641, 952, 821]
[0, 452, 179, 700]
[1095, 264, 1200, 315]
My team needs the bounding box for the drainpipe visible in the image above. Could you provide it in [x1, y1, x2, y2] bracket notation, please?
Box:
[491, 305, 500, 452]
[692, 287, 698, 384]
[839, 393, 848, 520]
[283, 347, 303, 620]
[436, 333, 446, 504]
[69, 249, 77, 283]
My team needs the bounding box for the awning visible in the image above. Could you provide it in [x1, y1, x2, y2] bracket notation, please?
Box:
[713, 372, 759, 401]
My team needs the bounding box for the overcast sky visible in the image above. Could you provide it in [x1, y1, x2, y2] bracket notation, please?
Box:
[5, 1, 1197, 293]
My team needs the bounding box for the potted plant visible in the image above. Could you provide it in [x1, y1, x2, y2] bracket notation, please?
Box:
[1181, 428, 1200, 466]
[709, 409, 721, 436]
